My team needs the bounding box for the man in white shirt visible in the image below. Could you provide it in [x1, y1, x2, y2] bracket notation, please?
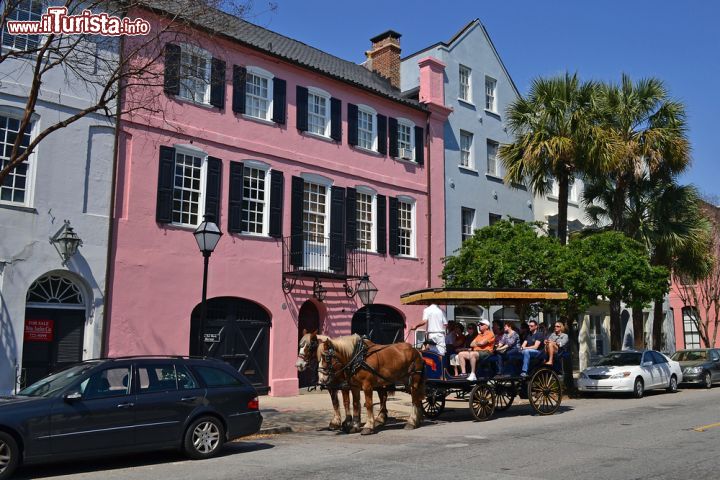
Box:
[411, 303, 448, 355]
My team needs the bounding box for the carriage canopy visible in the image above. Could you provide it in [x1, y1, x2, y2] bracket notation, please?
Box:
[399, 288, 568, 306]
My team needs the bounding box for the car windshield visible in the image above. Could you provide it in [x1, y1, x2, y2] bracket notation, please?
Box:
[671, 350, 707, 361]
[18, 363, 99, 397]
[595, 352, 642, 367]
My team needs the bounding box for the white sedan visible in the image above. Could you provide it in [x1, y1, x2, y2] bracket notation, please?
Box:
[577, 350, 683, 398]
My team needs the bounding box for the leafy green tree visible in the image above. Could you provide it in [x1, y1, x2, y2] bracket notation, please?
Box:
[500, 72, 612, 245]
[559, 232, 670, 350]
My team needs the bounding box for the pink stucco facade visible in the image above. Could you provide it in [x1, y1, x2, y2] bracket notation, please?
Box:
[670, 281, 720, 350]
[106, 10, 449, 396]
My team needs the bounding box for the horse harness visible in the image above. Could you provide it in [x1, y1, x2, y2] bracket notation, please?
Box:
[319, 339, 423, 388]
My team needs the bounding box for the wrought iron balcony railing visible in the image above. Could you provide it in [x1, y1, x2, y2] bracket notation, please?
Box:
[281, 234, 367, 294]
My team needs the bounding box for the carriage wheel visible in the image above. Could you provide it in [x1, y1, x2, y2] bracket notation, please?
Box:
[492, 381, 515, 412]
[422, 387, 446, 419]
[469, 383, 496, 421]
[528, 368, 562, 416]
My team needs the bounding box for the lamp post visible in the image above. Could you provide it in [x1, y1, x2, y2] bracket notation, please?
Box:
[193, 216, 223, 356]
[356, 274, 378, 340]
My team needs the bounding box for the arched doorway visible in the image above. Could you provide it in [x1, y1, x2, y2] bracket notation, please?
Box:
[298, 300, 321, 388]
[22, 273, 88, 387]
[351, 305, 405, 344]
[190, 297, 271, 394]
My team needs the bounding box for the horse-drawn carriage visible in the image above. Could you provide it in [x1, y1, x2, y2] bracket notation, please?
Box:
[400, 288, 569, 422]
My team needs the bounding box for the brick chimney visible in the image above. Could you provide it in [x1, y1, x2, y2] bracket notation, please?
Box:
[366, 30, 402, 89]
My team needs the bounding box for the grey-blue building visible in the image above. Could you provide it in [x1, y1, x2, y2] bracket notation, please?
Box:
[0, 13, 117, 393]
[401, 20, 535, 324]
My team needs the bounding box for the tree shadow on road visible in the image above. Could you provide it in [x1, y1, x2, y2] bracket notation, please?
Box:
[13, 441, 274, 479]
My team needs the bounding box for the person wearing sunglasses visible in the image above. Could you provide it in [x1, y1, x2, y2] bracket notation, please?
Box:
[544, 322, 569, 366]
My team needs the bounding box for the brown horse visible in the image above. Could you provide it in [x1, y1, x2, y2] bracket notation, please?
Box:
[317, 334, 425, 435]
[296, 332, 362, 433]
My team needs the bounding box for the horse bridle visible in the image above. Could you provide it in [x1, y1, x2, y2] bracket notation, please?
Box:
[298, 338, 319, 363]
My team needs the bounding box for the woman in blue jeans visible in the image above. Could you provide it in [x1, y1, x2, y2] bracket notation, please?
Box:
[494, 322, 520, 377]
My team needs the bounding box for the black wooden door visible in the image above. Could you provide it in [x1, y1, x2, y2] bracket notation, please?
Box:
[191, 298, 271, 394]
[351, 305, 405, 345]
[297, 301, 320, 388]
[22, 308, 85, 387]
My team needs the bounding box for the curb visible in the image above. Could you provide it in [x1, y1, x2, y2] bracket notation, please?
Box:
[258, 425, 293, 435]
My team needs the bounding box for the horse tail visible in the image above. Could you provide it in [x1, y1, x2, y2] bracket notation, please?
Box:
[409, 348, 426, 400]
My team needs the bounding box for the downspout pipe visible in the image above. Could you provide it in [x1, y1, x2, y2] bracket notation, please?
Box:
[425, 112, 432, 288]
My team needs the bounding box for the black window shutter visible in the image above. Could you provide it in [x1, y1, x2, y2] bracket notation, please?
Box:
[388, 196, 399, 256]
[347, 103, 358, 146]
[329, 186, 346, 272]
[205, 156, 222, 224]
[210, 58, 226, 109]
[388, 117, 399, 158]
[415, 126, 425, 165]
[269, 170, 284, 238]
[290, 176, 304, 267]
[377, 194, 387, 254]
[163, 43, 181, 96]
[377, 114, 387, 155]
[232, 65, 247, 114]
[345, 187, 357, 250]
[156, 146, 176, 223]
[228, 161, 244, 233]
[296, 85, 308, 132]
[330, 97, 342, 141]
[273, 78, 287, 124]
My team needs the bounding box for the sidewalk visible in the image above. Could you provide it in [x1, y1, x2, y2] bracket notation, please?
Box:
[257, 388, 415, 434]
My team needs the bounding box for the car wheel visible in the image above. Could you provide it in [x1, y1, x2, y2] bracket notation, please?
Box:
[633, 377, 644, 399]
[183, 416, 225, 460]
[666, 375, 678, 393]
[0, 431, 20, 480]
[703, 371, 712, 389]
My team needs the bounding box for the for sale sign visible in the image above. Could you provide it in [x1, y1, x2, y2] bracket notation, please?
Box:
[24, 319, 54, 342]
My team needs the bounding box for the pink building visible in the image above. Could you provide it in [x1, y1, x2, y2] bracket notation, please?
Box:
[669, 202, 720, 351]
[106, 4, 450, 395]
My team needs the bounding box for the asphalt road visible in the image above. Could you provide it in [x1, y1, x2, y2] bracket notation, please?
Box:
[16, 387, 720, 480]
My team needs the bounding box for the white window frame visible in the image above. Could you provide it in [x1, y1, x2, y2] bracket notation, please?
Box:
[682, 306, 701, 349]
[356, 104, 378, 152]
[241, 160, 271, 236]
[306, 87, 331, 138]
[177, 43, 212, 105]
[485, 76, 497, 113]
[355, 186, 377, 252]
[171, 144, 208, 228]
[569, 179, 579, 203]
[396, 195, 416, 258]
[460, 130, 474, 169]
[0, 105, 39, 208]
[245, 66, 274, 122]
[459, 64, 472, 103]
[486, 139, 499, 176]
[300, 172, 333, 242]
[461, 207, 475, 243]
[1, 0, 43, 52]
[396, 118, 415, 161]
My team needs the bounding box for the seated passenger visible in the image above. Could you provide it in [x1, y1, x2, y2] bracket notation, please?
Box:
[544, 322, 569, 366]
[457, 319, 495, 381]
[463, 323, 478, 349]
[519, 319, 544, 377]
[447, 323, 466, 376]
[494, 321, 520, 377]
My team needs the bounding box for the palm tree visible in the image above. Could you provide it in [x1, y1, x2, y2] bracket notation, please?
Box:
[500, 72, 612, 245]
[581, 74, 691, 350]
[597, 74, 690, 233]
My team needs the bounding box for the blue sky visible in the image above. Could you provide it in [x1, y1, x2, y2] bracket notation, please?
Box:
[249, 0, 719, 198]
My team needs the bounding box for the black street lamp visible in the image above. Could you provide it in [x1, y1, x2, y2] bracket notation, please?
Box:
[356, 274, 378, 340]
[49, 220, 83, 265]
[193, 216, 222, 356]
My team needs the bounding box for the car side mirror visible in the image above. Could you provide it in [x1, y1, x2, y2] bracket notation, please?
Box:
[642, 361, 653, 367]
[64, 391, 82, 402]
